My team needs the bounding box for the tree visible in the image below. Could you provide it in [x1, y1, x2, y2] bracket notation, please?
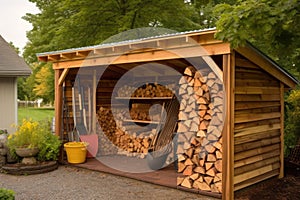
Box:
[33, 63, 54, 104]
[23, 0, 299, 106]
[23, 0, 200, 63]
[285, 89, 300, 155]
[187, 0, 237, 28]
[213, 0, 300, 79]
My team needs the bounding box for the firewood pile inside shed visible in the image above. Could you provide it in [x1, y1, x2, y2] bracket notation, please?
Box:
[94, 66, 224, 193]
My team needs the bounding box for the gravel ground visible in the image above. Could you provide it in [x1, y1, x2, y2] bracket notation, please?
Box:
[0, 165, 217, 200]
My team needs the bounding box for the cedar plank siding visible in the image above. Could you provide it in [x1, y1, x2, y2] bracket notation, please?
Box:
[233, 53, 281, 191]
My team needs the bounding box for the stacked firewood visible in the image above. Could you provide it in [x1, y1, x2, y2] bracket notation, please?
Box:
[115, 128, 155, 158]
[129, 104, 151, 121]
[117, 83, 175, 97]
[128, 103, 163, 121]
[97, 107, 155, 158]
[97, 107, 118, 155]
[176, 67, 224, 193]
[114, 108, 156, 158]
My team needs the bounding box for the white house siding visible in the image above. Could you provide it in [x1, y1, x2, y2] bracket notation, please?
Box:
[0, 77, 17, 133]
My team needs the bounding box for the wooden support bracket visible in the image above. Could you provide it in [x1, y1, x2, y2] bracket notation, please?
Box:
[58, 68, 70, 86]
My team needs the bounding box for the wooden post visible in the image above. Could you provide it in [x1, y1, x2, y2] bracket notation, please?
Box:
[279, 83, 284, 178]
[92, 70, 97, 133]
[54, 68, 63, 137]
[222, 53, 235, 200]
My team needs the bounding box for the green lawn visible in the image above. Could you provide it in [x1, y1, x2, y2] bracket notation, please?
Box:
[18, 107, 55, 124]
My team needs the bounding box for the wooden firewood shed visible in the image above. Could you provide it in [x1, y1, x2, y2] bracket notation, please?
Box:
[37, 28, 298, 200]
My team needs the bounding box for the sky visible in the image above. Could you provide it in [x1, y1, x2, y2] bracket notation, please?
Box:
[0, 0, 39, 52]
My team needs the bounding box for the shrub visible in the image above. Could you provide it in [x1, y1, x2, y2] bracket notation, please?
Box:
[0, 188, 15, 200]
[37, 131, 61, 161]
[285, 88, 300, 156]
[7, 119, 45, 149]
[7, 119, 61, 161]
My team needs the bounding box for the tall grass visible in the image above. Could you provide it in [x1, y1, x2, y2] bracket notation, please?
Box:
[18, 107, 55, 124]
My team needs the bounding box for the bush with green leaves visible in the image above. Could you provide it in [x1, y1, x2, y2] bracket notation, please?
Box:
[0, 188, 15, 200]
[7, 119, 61, 162]
[285, 88, 300, 156]
[37, 130, 61, 161]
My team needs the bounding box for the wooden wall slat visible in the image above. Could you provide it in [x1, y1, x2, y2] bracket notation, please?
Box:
[234, 123, 280, 138]
[235, 72, 275, 80]
[235, 94, 280, 102]
[235, 106, 280, 115]
[234, 162, 280, 185]
[235, 101, 280, 110]
[235, 112, 281, 123]
[234, 170, 279, 191]
[234, 129, 280, 145]
[235, 136, 280, 153]
[235, 86, 280, 95]
[235, 156, 280, 176]
[235, 58, 259, 69]
[234, 144, 280, 161]
[235, 79, 279, 87]
[234, 149, 280, 168]
[234, 118, 280, 130]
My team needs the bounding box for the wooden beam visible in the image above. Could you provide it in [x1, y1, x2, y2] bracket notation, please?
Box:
[222, 53, 235, 200]
[58, 68, 69, 86]
[51, 43, 230, 70]
[47, 55, 60, 61]
[54, 69, 63, 137]
[92, 70, 97, 133]
[76, 51, 90, 57]
[279, 83, 284, 178]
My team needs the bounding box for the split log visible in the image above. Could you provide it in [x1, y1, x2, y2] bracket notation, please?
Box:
[190, 173, 199, 181]
[183, 165, 193, 176]
[181, 177, 192, 188]
[177, 177, 185, 186]
[215, 160, 222, 172]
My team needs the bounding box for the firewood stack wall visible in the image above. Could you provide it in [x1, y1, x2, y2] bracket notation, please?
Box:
[97, 83, 175, 158]
[176, 67, 224, 194]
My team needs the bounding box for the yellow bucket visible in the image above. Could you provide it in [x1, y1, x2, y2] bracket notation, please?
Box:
[64, 142, 88, 164]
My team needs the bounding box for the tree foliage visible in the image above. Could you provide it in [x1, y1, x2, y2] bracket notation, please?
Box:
[285, 88, 300, 155]
[23, 0, 201, 63]
[33, 63, 54, 103]
[214, 0, 300, 78]
[22, 0, 299, 108]
[21, 0, 205, 103]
